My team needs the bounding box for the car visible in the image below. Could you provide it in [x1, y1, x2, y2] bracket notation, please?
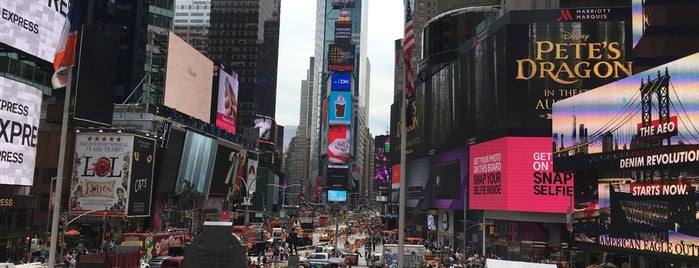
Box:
[298, 255, 310, 268]
[148, 256, 172, 268]
[160, 256, 184, 268]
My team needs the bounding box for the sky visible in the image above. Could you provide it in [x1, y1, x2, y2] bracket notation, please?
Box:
[275, 0, 404, 137]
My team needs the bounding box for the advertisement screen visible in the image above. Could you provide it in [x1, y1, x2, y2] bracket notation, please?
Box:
[552, 53, 699, 258]
[0, 1, 67, 62]
[156, 127, 186, 193]
[469, 137, 573, 213]
[331, 73, 351, 91]
[327, 189, 347, 202]
[0, 77, 41, 186]
[328, 91, 352, 124]
[374, 136, 391, 190]
[254, 114, 275, 145]
[334, 20, 352, 44]
[209, 143, 242, 195]
[215, 68, 238, 134]
[127, 136, 156, 216]
[73, 25, 117, 127]
[327, 165, 349, 188]
[428, 147, 469, 209]
[163, 32, 214, 122]
[328, 125, 351, 164]
[328, 44, 355, 72]
[175, 131, 216, 195]
[70, 134, 134, 216]
[331, 0, 355, 8]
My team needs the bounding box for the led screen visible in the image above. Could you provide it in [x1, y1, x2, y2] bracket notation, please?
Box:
[328, 44, 355, 72]
[334, 20, 352, 44]
[374, 135, 390, 190]
[327, 166, 349, 188]
[328, 125, 351, 164]
[254, 114, 275, 145]
[163, 32, 214, 122]
[552, 53, 699, 258]
[327, 189, 347, 202]
[70, 134, 134, 216]
[331, 0, 355, 9]
[469, 137, 574, 213]
[0, 1, 67, 62]
[328, 91, 352, 125]
[0, 77, 41, 186]
[175, 131, 216, 195]
[427, 215, 436, 231]
[209, 142, 241, 195]
[215, 68, 238, 134]
[330, 73, 351, 91]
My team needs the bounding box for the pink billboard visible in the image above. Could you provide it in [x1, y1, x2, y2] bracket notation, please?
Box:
[469, 137, 573, 213]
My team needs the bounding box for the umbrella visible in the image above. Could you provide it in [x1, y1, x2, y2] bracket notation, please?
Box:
[65, 229, 80, 236]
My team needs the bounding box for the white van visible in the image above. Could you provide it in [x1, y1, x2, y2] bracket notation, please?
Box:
[30, 238, 46, 253]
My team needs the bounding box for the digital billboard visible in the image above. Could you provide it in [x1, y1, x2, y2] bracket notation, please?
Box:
[328, 44, 355, 72]
[328, 125, 351, 164]
[327, 189, 347, 202]
[175, 130, 216, 195]
[254, 114, 275, 145]
[127, 136, 156, 217]
[0, 77, 41, 186]
[215, 68, 238, 134]
[552, 53, 699, 258]
[334, 19, 352, 44]
[428, 147, 469, 209]
[331, 0, 355, 9]
[469, 137, 574, 213]
[327, 165, 349, 188]
[70, 134, 135, 216]
[0, 1, 68, 63]
[328, 91, 352, 125]
[209, 142, 242, 195]
[73, 25, 117, 127]
[155, 126, 186, 193]
[163, 32, 214, 122]
[330, 73, 351, 91]
[374, 136, 391, 190]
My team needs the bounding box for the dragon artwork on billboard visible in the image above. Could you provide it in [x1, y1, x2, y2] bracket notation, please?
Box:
[552, 53, 699, 258]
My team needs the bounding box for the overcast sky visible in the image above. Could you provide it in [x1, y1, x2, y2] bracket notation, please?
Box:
[275, 0, 404, 136]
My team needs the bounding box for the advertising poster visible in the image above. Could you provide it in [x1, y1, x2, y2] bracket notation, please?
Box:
[216, 69, 238, 134]
[70, 134, 134, 216]
[327, 166, 349, 188]
[552, 53, 699, 258]
[469, 137, 574, 213]
[0, 77, 41, 186]
[246, 158, 258, 194]
[156, 127, 186, 193]
[328, 44, 355, 72]
[0, 1, 67, 62]
[331, 73, 351, 91]
[175, 131, 216, 195]
[254, 114, 275, 144]
[127, 136, 155, 216]
[209, 143, 242, 195]
[331, 0, 355, 9]
[328, 125, 351, 164]
[428, 147, 469, 209]
[329, 91, 352, 124]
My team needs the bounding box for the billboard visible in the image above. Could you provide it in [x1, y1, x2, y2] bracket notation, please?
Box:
[328, 91, 352, 124]
[209, 142, 243, 195]
[334, 19, 352, 44]
[428, 147, 469, 209]
[330, 73, 351, 91]
[155, 126, 186, 193]
[327, 165, 349, 188]
[327, 189, 347, 202]
[0, 77, 42, 186]
[328, 44, 355, 72]
[70, 134, 135, 216]
[127, 136, 156, 216]
[0, 1, 67, 62]
[331, 0, 355, 9]
[175, 130, 216, 195]
[163, 32, 214, 122]
[328, 125, 351, 164]
[73, 25, 117, 127]
[254, 114, 275, 145]
[374, 136, 391, 190]
[552, 53, 699, 258]
[468, 137, 574, 213]
[215, 67, 238, 134]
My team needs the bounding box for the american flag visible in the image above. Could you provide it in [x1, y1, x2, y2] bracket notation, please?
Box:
[402, 0, 416, 98]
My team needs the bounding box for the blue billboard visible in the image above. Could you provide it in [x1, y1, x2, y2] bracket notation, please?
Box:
[329, 91, 352, 125]
[331, 73, 351, 91]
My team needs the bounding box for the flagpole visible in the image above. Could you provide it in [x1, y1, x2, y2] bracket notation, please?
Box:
[398, 73, 407, 268]
[48, 68, 72, 267]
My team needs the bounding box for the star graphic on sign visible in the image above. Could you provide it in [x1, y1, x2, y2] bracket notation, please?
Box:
[102, 137, 107, 141]
[109, 137, 114, 142]
[88, 136, 93, 141]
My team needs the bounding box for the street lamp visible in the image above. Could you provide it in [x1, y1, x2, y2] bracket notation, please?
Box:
[235, 176, 256, 244]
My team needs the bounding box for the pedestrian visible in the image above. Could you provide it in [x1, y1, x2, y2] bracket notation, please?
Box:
[39, 249, 46, 263]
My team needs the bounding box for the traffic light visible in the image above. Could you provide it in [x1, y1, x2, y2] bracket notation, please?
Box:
[489, 226, 495, 235]
[479, 224, 484, 231]
[58, 233, 63, 243]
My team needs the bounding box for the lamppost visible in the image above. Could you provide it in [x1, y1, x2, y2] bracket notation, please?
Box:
[236, 176, 256, 244]
[281, 184, 303, 220]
